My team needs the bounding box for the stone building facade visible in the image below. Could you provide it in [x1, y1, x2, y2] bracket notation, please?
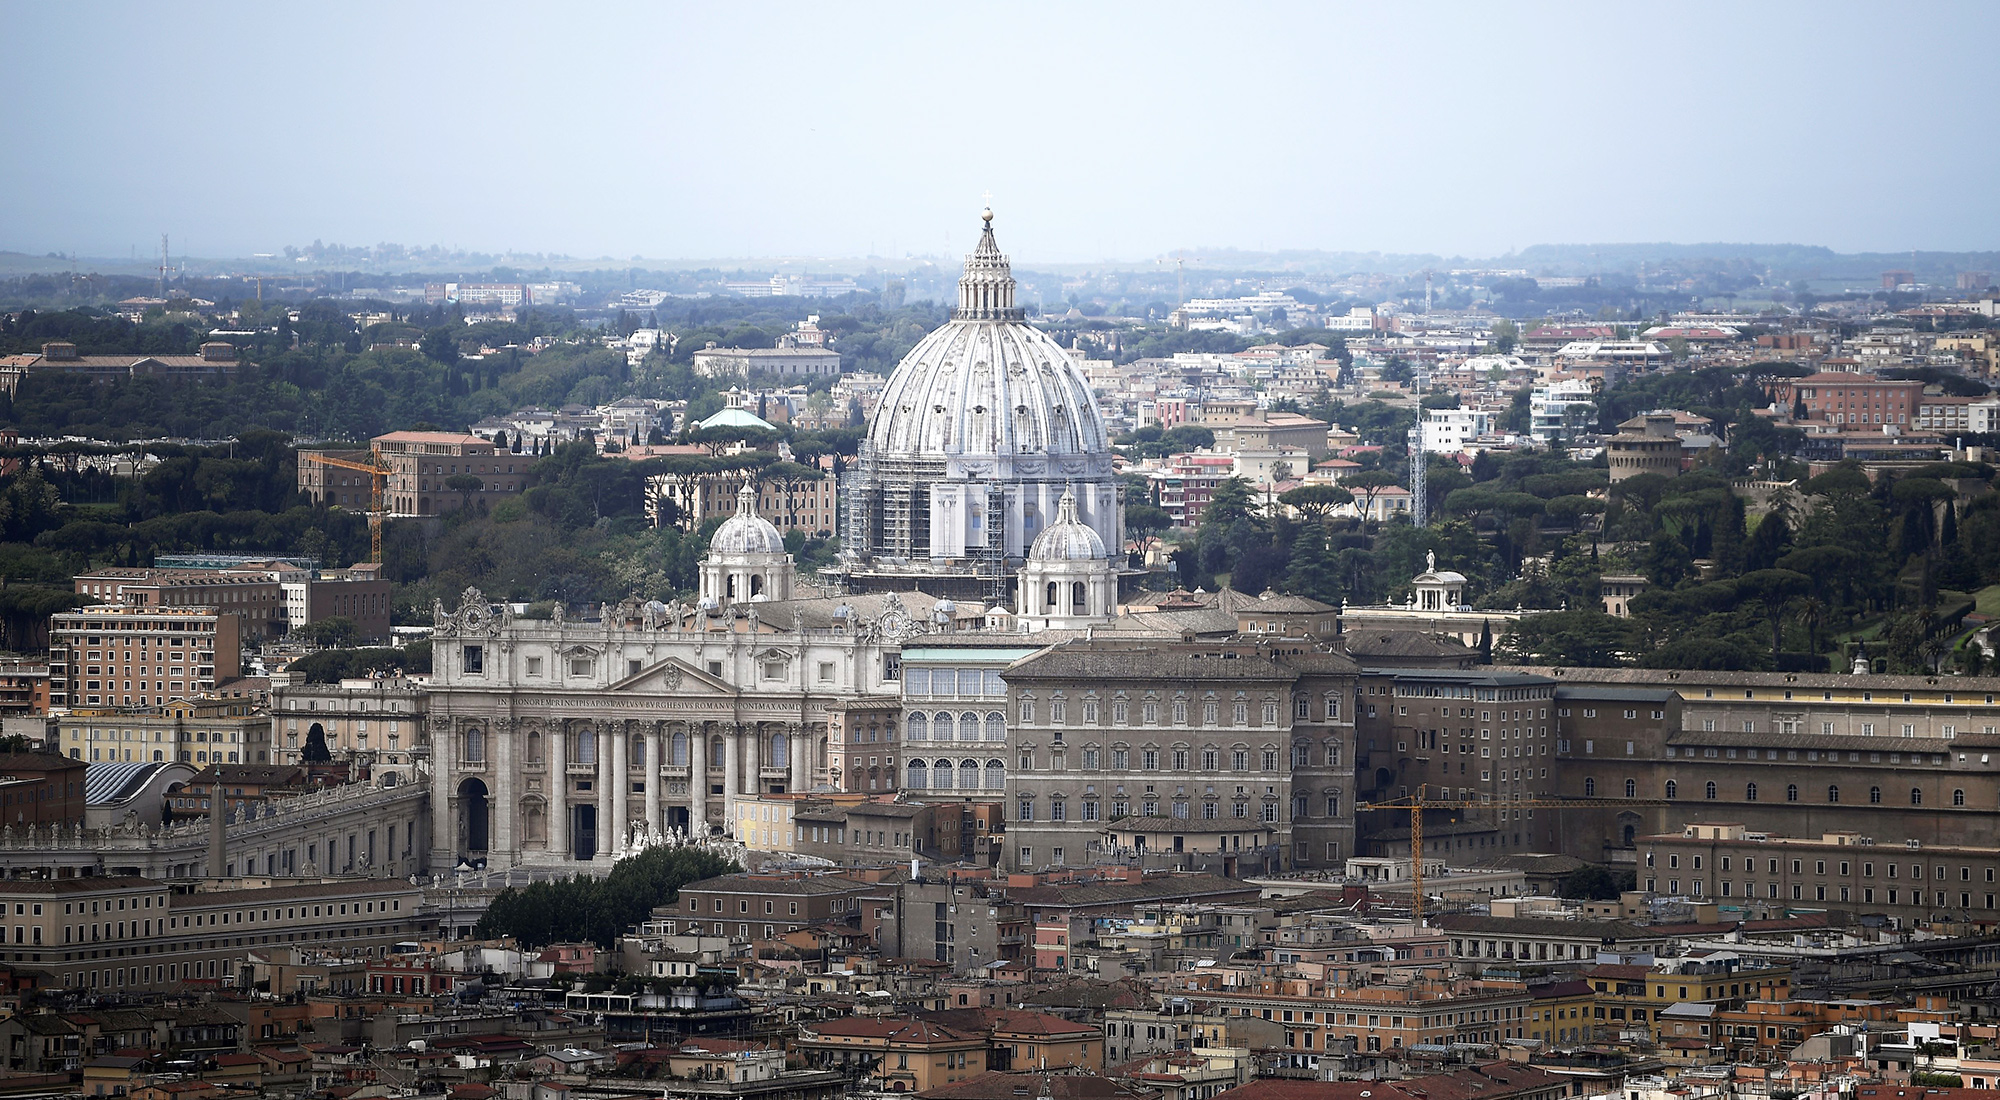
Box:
[1000, 638, 1358, 876]
[421, 578, 928, 871]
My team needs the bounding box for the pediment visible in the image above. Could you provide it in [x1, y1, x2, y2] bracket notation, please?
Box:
[609, 657, 729, 695]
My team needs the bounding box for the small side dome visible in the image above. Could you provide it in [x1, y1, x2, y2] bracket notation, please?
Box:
[1028, 489, 1107, 561]
[710, 482, 785, 555]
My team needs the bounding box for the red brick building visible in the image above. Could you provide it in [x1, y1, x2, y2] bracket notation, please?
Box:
[1778, 372, 1923, 429]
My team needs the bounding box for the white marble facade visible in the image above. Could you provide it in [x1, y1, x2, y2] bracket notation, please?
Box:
[423, 585, 924, 871]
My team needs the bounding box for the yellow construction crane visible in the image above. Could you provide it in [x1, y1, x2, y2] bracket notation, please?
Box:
[302, 450, 394, 562]
[1361, 784, 1669, 928]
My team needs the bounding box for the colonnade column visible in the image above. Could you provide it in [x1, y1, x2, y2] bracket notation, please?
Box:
[595, 721, 614, 858]
[491, 718, 514, 860]
[722, 727, 740, 835]
[610, 720, 629, 855]
[690, 724, 709, 836]
[790, 723, 809, 793]
[746, 724, 762, 800]
[644, 724, 662, 838]
[429, 716, 451, 867]
[549, 722, 568, 860]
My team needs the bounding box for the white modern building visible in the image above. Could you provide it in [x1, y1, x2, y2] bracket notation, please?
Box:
[1420, 408, 1493, 454]
[1530, 378, 1598, 443]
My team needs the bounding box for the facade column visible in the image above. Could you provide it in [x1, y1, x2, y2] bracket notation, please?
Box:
[722, 726, 740, 835]
[690, 724, 709, 837]
[549, 721, 568, 860]
[610, 720, 629, 855]
[595, 721, 613, 858]
[644, 724, 662, 838]
[491, 718, 514, 865]
[429, 716, 452, 868]
[746, 724, 762, 799]
[789, 723, 809, 794]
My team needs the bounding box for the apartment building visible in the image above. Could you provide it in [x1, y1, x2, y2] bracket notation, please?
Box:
[73, 568, 284, 642]
[49, 606, 241, 710]
[0, 658, 51, 714]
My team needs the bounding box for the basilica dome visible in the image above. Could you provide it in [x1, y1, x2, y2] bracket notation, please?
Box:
[710, 482, 784, 556]
[866, 212, 1109, 461]
[838, 210, 1122, 599]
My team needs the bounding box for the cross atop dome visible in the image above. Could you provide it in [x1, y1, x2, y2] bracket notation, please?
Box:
[956, 207, 1022, 321]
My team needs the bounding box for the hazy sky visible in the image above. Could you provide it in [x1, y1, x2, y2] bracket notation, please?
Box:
[11, 1, 1999, 264]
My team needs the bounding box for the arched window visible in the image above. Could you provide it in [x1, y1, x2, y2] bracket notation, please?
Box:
[909, 713, 928, 742]
[935, 712, 955, 740]
[1827, 785, 1840, 803]
[1746, 782, 1758, 801]
[152, 750, 162, 762]
[750, 574, 763, 596]
[1072, 581, 1087, 612]
[526, 729, 543, 763]
[771, 732, 789, 769]
[1870, 786, 1882, 803]
[961, 759, 980, 788]
[1787, 784, 1798, 802]
[1584, 778, 1596, 797]
[575, 727, 596, 765]
[1665, 780, 1677, 799]
[1910, 788, 1923, 805]
[907, 760, 927, 789]
[986, 713, 1005, 741]
[1045, 582, 1058, 613]
[1955, 788, 1967, 806]
[1705, 781, 1717, 800]
[1625, 778, 1637, 798]
[960, 713, 979, 741]
[463, 727, 484, 763]
[671, 731, 688, 765]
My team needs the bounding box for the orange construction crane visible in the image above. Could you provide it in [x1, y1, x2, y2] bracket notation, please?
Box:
[1361, 784, 1669, 929]
[302, 450, 394, 562]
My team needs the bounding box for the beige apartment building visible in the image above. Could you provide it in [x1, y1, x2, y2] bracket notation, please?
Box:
[49, 606, 241, 710]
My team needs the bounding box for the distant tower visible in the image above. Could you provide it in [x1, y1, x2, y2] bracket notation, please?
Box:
[1424, 270, 1434, 311]
[159, 233, 170, 297]
[1408, 423, 1427, 527]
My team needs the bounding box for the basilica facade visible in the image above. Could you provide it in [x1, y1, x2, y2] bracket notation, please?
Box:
[422, 488, 933, 871]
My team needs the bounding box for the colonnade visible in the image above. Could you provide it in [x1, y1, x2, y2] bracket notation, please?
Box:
[432, 715, 823, 868]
